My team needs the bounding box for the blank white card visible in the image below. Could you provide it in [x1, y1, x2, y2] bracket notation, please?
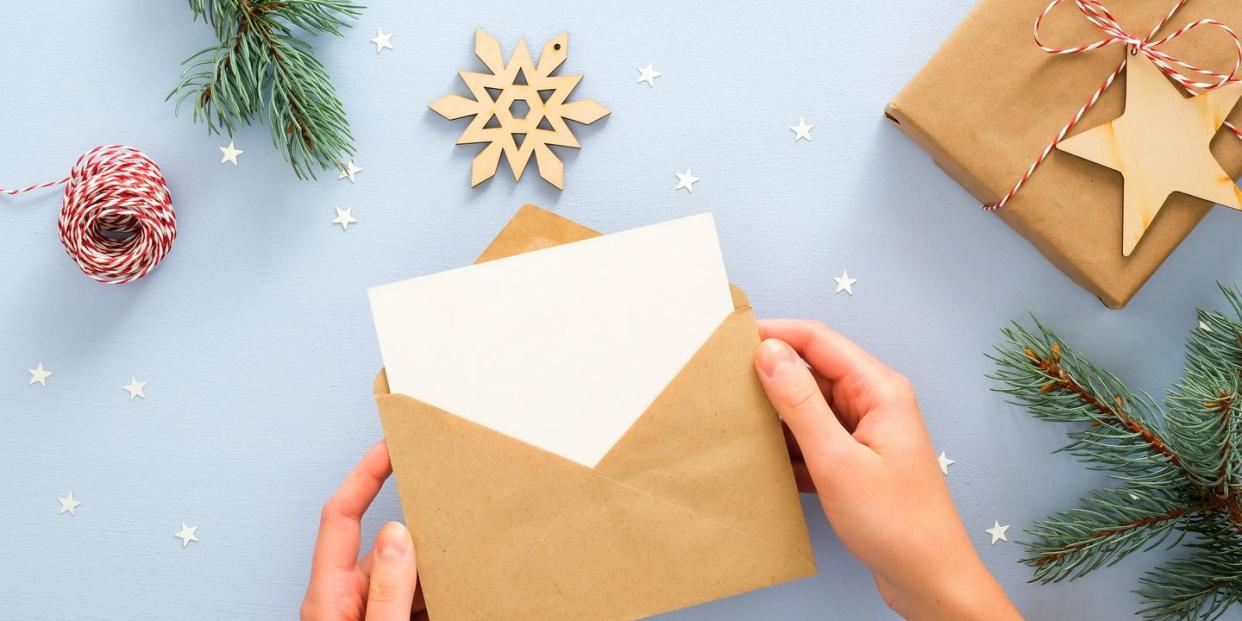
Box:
[367, 213, 734, 467]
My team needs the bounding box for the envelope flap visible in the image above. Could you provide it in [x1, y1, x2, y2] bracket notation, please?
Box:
[485, 471, 813, 619]
[374, 383, 596, 617]
[476, 204, 600, 262]
[595, 306, 815, 567]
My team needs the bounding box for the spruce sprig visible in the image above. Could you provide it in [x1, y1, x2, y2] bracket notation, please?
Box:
[989, 285, 1242, 621]
[169, 0, 362, 179]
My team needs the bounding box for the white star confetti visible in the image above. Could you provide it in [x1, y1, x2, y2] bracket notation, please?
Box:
[674, 169, 700, 193]
[937, 451, 955, 475]
[174, 523, 199, 548]
[338, 160, 362, 183]
[370, 28, 394, 54]
[790, 117, 814, 141]
[219, 141, 243, 166]
[637, 63, 661, 87]
[122, 377, 147, 400]
[834, 270, 857, 295]
[986, 521, 1010, 544]
[57, 491, 81, 516]
[28, 362, 52, 386]
[333, 207, 358, 231]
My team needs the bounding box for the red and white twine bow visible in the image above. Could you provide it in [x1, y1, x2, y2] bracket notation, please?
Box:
[1, 145, 176, 284]
[987, 0, 1242, 211]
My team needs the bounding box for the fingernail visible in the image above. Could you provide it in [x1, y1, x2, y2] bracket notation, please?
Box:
[757, 339, 797, 378]
[377, 521, 411, 559]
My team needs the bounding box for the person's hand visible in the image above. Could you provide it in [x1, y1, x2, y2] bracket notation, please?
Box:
[302, 441, 426, 621]
[754, 320, 1021, 621]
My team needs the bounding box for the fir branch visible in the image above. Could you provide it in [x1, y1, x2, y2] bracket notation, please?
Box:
[1137, 535, 1242, 621]
[1024, 489, 1198, 583]
[991, 285, 1242, 620]
[988, 320, 1182, 486]
[1166, 298, 1242, 500]
[168, 0, 361, 179]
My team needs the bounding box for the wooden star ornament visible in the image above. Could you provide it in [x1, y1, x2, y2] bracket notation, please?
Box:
[1057, 54, 1242, 256]
[430, 29, 610, 190]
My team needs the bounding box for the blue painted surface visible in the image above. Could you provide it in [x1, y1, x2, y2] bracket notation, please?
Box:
[3, 1, 1242, 619]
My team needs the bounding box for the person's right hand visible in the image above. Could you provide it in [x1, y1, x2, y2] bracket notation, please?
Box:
[754, 320, 1021, 621]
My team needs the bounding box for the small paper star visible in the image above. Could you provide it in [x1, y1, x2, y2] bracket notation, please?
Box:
[790, 117, 814, 141]
[28, 362, 52, 386]
[58, 491, 81, 516]
[122, 377, 147, 400]
[986, 521, 1010, 544]
[333, 207, 358, 231]
[219, 141, 243, 166]
[937, 451, 955, 475]
[674, 169, 700, 193]
[370, 28, 394, 54]
[338, 160, 362, 183]
[834, 270, 857, 295]
[174, 523, 199, 548]
[637, 63, 661, 87]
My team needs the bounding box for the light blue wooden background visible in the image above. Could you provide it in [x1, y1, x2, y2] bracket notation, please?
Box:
[4, 1, 1242, 619]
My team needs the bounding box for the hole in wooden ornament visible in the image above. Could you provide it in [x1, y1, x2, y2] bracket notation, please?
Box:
[536, 116, 554, 131]
[509, 98, 531, 120]
[537, 89, 555, 103]
[553, 43, 561, 51]
[485, 86, 504, 101]
[514, 68, 529, 85]
[483, 114, 502, 129]
[512, 132, 527, 149]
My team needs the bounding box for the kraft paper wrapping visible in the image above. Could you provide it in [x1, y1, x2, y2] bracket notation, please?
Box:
[373, 205, 815, 620]
[886, 0, 1242, 307]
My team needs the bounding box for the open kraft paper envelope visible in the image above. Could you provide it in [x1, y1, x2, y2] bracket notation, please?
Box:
[373, 205, 816, 620]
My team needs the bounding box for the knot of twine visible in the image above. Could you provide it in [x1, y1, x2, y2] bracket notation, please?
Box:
[2, 145, 176, 284]
[988, 0, 1242, 211]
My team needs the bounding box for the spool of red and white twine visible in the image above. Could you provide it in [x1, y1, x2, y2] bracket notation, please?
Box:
[1, 145, 175, 284]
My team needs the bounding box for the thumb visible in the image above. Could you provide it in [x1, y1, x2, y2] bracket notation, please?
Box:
[364, 521, 418, 621]
[755, 338, 854, 467]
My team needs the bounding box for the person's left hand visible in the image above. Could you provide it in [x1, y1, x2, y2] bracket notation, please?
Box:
[301, 441, 426, 621]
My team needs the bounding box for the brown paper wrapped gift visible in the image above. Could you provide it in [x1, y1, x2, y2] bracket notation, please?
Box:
[373, 205, 816, 619]
[885, 0, 1242, 307]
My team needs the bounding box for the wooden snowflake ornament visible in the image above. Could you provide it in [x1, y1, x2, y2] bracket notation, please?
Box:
[430, 29, 610, 189]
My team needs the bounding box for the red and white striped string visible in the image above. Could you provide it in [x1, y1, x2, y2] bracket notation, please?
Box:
[1, 145, 176, 284]
[987, 0, 1242, 211]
